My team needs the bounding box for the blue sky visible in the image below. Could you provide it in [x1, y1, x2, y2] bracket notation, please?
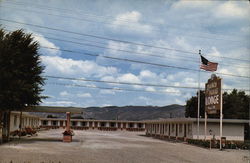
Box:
[0, 0, 249, 107]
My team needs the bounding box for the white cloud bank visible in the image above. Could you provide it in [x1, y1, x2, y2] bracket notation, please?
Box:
[41, 56, 118, 77]
[110, 11, 153, 34]
[32, 32, 61, 56]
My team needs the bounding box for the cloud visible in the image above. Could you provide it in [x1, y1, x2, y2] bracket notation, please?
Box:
[42, 101, 76, 106]
[60, 91, 70, 97]
[41, 56, 118, 77]
[32, 32, 61, 56]
[145, 87, 156, 92]
[207, 47, 221, 57]
[77, 93, 92, 98]
[110, 11, 153, 34]
[164, 88, 181, 96]
[117, 73, 141, 83]
[214, 1, 249, 19]
[172, 0, 213, 9]
[139, 70, 157, 79]
[99, 90, 115, 95]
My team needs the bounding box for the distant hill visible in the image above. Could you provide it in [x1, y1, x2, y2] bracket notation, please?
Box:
[83, 104, 185, 121]
[34, 104, 185, 121]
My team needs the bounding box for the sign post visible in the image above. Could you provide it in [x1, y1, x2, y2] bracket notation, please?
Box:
[205, 74, 223, 150]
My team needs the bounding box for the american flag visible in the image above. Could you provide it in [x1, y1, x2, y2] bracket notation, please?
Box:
[200, 55, 218, 71]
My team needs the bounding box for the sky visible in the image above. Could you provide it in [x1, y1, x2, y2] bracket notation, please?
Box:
[0, 0, 249, 107]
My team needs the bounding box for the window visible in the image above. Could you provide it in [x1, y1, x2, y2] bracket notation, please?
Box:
[138, 123, 143, 128]
[81, 122, 86, 126]
[110, 122, 115, 127]
[52, 121, 57, 126]
[129, 123, 134, 128]
[100, 122, 106, 127]
[42, 120, 48, 126]
[71, 121, 77, 126]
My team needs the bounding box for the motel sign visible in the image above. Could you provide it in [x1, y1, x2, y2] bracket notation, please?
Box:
[205, 75, 222, 114]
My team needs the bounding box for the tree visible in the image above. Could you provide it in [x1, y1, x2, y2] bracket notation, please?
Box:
[185, 90, 205, 118]
[185, 89, 250, 119]
[0, 28, 45, 111]
[0, 28, 46, 141]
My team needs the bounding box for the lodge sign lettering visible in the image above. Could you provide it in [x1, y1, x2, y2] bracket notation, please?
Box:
[205, 75, 221, 114]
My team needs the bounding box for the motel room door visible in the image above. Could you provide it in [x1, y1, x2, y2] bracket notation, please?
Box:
[60, 121, 64, 127]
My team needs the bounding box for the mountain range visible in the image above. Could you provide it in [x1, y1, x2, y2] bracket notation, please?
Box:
[36, 104, 186, 121]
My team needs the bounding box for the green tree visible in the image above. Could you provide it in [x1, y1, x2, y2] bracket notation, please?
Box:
[185, 89, 250, 119]
[185, 90, 205, 118]
[0, 28, 45, 111]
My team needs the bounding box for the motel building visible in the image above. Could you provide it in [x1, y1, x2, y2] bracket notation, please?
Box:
[0, 111, 40, 143]
[1, 107, 249, 143]
[145, 118, 250, 141]
[39, 118, 146, 132]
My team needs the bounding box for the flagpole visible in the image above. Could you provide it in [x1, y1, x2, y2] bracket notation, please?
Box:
[197, 50, 201, 140]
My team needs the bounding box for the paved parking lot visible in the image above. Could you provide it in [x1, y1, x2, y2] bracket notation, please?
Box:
[0, 129, 249, 163]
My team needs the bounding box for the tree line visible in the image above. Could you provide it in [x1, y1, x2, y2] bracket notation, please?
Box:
[185, 89, 250, 119]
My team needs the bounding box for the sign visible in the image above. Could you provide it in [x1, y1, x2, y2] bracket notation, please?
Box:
[205, 75, 221, 114]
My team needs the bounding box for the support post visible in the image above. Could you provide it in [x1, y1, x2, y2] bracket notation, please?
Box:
[204, 111, 207, 140]
[66, 112, 71, 131]
[220, 78, 223, 150]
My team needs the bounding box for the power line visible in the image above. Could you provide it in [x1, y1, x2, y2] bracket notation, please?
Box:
[42, 36, 200, 62]
[3, 25, 249, 69]
[41, 35, 249, 68]
[1, 18, 249, 62]
[45, 75, 250, 92]
[2, 1, 246, 42]
[4, 25, 249, 69]
[47, 82, 181, 94]
[0, 18, 197, 55]
[40, 46, 250, 79]
[45, 75, 198, 89]
[3, 24, 199, 63]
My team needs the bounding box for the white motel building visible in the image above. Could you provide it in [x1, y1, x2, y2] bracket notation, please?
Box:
[0, 110, 249, 143]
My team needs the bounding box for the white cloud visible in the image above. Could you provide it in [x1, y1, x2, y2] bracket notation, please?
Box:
[214, 1, 249, 19]
[207, 47, 221, 57]
[145, 87, 156, 92]
[106, 41, 130, 55]
[172, 0, 213, 9]
[117, 73, 141, 83]
[101, 76, 116, 82]
[175, 99, 185, 105]
[77, 93, 92, 98]
[110, 11, 153, 34]
[138, 96, 149, 101]
[99, 90, 115, 95]
[32, 32, 61, 56]
[139, 70, 157, 79]
[164, 88, 181, 96]
[41, 56, 118, 77]
[42, 101, 76, 106]
[60, 91, 70, 97]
